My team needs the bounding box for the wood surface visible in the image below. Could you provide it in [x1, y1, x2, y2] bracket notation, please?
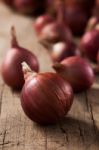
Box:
[0, 3, 99, 150]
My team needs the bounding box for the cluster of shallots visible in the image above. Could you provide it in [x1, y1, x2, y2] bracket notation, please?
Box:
[34, 0, 98, 85]
[34, 0, 99, 66]
[2, 0, 99, 125]
[34, 0, 80, 63]
[1, 27, 74, 125]
[1, 26, 95, 125]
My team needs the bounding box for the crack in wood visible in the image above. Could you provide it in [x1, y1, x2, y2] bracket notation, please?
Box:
[0, 84, 4, 115]
[17, 141, 20, 146]
[78, 125, 84, 143]
[59, 125, 69, 143]
[89, 103, 97, 134]
[44, 128, 47, 150]
[85, 92, 97, 134]
[0, 116, 8, 150]
[84, 92, 89, 112]
[0, 141, 11, 146]
[2, 129, 7, 150]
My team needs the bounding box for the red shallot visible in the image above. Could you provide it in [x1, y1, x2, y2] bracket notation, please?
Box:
[53, 56, 94, 93]
[1, 27, 39, 89]
[79, 26, 99, 62]
[38, 0, 72, 46]
[21, 63, 74, 125]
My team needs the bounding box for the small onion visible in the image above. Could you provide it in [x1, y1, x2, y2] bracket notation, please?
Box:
[39, 0, 72, 46]
[79, 26, 99, 62]
[34, 15, 54, 35]
[51, 41, 80, 62]
[65, 6, 88, 36]
[21, 63, 74, 125]
[1, 27, 39, 89]
[53, 56, 94, 93]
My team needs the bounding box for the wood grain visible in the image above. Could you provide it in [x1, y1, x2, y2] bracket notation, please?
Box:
[0, 2, 99, 150]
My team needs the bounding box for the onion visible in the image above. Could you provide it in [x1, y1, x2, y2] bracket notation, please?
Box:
[39, 0, 72, 46]
[79, 26, 99, 62]
[21, 63, 74, 125]
[51, 41, 80, 62]
[65, 6, 88, 36]
[34, 15, 54, 35]
[14, 0, 47, 15]
[53, 56, 94, 93]
[64, 0, 95, 35]
[1, 27, 39, 90]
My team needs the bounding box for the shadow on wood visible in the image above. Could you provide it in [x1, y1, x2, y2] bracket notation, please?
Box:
[37, 116, 99, 149]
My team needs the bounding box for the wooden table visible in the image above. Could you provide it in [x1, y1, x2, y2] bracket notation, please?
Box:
[0, 3, 99, 150]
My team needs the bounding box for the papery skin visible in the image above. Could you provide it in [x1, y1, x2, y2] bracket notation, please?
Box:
[21, 73, 73, 125]
[53, 56, 94, 93]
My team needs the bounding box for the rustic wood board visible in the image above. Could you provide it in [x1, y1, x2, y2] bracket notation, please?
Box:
[0, 3, 99, 150]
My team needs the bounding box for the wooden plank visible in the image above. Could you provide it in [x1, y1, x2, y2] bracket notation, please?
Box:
[0, 2, 99, 150]
[86, 76, 99, 150]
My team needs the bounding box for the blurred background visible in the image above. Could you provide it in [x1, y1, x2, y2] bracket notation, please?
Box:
[1, 0, 99, 66]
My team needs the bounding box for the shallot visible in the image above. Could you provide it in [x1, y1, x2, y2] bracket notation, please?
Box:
[53, 56, 94, 93]
[21, 63, 74, 125]
[2, 27, 39, 89]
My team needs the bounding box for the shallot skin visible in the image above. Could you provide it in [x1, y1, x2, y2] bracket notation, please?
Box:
[2, 27, 39, 90]
[65, 7, 88, 36]
[53, 56, 94, 93]
[2, 47, 39, 89]
[79, 29, 99, 62]
[64, 0, 95, 36]
[21, 73, 73, 125]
